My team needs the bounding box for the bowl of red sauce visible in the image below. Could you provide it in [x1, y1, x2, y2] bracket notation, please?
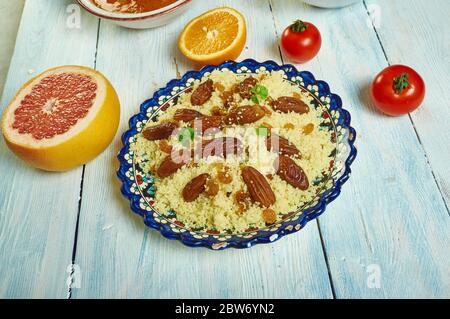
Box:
[77, 0, 194, 29]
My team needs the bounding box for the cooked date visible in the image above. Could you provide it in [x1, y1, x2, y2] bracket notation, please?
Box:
[275, 155, 309, 190]
[200, 137, 243, 159]
[191, 79, 213, 106]
[241, 166, 276, 207]
[142, 122, 178, 141]
[157, 150, 191, 178]
[182, 173, 210, 202]
[271, 96, 309, 114]
[260, 105, 272, 116]
[220, 90, 235, 108]
[189, 115, 223, 135]
[236, 77, 258, 99]
[173, 108, 204, 122]
[224, 105, 266, 125]
[266, 133, 301, 158]
[158, 139, 173, 154]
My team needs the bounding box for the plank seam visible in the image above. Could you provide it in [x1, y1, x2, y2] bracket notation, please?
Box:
[405, 118, 450, 216]
[67, 165, 86, 299]
[268, 0, 284, 64]
[358, 209, 374, 254]
[362, 1, 390, 65]
[93, 19, 101, 69]
[67, 18, 102, 299]
[317, 220, 337, 298]
[363, 0, 450, 217]
[269, 0, 336, 298]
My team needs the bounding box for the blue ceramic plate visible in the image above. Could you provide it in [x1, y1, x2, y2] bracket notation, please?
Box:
[117, 59, 357, 250]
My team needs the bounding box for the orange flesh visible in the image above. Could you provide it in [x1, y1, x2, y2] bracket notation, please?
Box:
[184, 12, 239, 55]
[178, 7, 246, 66]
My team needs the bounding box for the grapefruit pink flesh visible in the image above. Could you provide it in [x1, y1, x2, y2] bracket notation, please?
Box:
[13, 73, 97, 140]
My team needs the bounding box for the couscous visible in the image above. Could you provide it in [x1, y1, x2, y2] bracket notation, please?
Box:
[131, 69, 335, 233]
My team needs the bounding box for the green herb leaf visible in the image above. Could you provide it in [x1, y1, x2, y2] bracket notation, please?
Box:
[258, 85, 269, 99]
[178, 127, 195, 145]
[250, 84, 269, 103]
[256, 126, 269, 137]
[251, 95, 260, 104]
[188, 127, 195, 139]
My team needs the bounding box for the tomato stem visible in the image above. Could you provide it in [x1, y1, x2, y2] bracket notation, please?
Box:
[291, 20, 308, 32]
[393, 72, 410, 94]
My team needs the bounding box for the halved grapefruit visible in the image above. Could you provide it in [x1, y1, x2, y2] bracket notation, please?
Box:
[1, 65, 120, 171]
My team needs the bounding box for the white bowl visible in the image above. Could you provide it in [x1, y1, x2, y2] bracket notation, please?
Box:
[302, 0, 362, 8]
[76, 0, 193, 29]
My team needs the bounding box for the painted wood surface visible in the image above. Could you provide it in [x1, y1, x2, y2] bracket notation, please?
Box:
[368, 0, 450, 207]
[0, 0, 449, 298]
[270, 0, 450, 298]
[0, 0, 99, 298]
[71, 0, 333, 299]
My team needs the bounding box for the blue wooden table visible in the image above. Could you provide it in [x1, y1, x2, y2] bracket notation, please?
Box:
[0, 0, 449, 299]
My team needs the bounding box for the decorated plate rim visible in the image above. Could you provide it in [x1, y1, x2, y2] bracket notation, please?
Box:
[117, 59, 357, 250]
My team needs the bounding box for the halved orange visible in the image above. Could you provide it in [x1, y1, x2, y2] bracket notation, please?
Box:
[178, 7, 247, 66]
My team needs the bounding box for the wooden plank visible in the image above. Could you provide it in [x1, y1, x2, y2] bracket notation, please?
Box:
[270, 0, 450, 298]
[0, 0, 99, 298]
[71, 0, 333, 298]
[0, 0, 25, 95]
[365, 0, 450, 208]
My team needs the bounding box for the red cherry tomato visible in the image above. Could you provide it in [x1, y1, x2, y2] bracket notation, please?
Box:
[370, 65, 425, 116]
[280, 20, 321, 63]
